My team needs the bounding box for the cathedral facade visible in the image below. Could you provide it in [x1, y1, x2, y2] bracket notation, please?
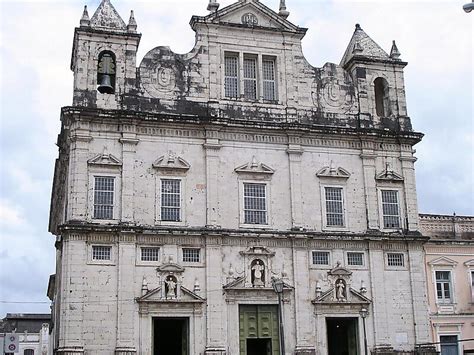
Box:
[48, 1, 434, 354]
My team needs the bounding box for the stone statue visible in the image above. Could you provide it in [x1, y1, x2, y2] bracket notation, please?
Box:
[166, 278, 177, 299]
[336, 279, 346, 301]
[252, 260, 264, 287]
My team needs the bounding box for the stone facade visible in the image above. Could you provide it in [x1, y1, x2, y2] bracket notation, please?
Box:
[420, 214, 474, 354]
[48, 0, 435, 354]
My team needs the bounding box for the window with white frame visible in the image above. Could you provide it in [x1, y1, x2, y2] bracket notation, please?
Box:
[312, 251, 330, 265]
[324, 187, 344, 227]
[92, 245, 112, 261]
[387, 252, 404, 267]
[141, 247, 160, 262]
[347, 252, 364, 266]
[439, 335, 458, 355]
[182, 248, 200, 263]
[381, 190, 400, 228]
[224, 54, 239, 98]
[262, 58, 276, 101]
[243, 183, 267, 225]
[435, 271, 453, 303]
[243, 56, 257, 100]
[160, 179, 181, 222]
[93, 176, 115, 219]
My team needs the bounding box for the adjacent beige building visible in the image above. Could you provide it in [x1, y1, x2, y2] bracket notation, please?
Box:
[48, 0, 437, 354]
[420, 214, 474, 354]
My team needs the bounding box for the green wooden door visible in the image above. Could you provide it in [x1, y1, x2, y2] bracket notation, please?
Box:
[239, 305, 280, 355]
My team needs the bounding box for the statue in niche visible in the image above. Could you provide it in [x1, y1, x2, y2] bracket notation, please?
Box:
[336, 279, 346, 301]
[251, 259, 265, 287]
[165, 276, 177, 299]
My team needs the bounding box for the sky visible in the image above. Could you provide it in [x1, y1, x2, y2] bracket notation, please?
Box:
[0, 0, 472, 316]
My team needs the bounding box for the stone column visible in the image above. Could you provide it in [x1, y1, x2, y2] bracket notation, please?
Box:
[399, 152, 418, 232]
[204, 132, 222, 227]
[287, 139, 304, 229]
[115, 232, 137, 354]
[360, 146, 378, 230]
[120, 129, 139, 224]
[205, 236, 226, 355]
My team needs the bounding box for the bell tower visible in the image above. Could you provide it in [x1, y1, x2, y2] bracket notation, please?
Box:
[71, 0, 141, 109]
[341, 24, 410, 131]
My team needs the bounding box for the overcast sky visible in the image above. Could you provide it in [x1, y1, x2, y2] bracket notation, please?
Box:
[0, 0, 472, 316]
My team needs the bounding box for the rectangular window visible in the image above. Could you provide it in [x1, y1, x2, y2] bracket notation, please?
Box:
[262, 58, 276, 101]
[93, 176, 114, 219]
[161, 179, 181, 222]
[436, 271, 452, 303]
[347, 252, 364, 266]
[440, 335, 458, 355]
[312, 251, 330, 265]
[471, 270, 474, 301]
[243, 183, 267, 224]
[182, 248, 200, 263]
[381, 190, 400, 228]
[387, 252, 404, 267]
[92, 245, 111, 261]
[141, 247, 160, 262]
[224, 55, 239, 98]
[325, 187, 344, 227]
[243, 56, 257, 100]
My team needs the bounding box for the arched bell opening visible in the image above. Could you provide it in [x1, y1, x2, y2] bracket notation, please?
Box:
[97, 51, 116, 94]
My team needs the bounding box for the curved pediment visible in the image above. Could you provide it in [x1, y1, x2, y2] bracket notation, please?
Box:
[156, 263, 185, 274]
[328, 263, 352, 276]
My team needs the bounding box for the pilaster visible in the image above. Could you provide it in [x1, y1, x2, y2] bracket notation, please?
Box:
[287, 140, 304, 229]
[399, 153, 418, 231]
[204, 131, 222, 227]
[120, 130, 139, 223]
[360, 148, 378, 230]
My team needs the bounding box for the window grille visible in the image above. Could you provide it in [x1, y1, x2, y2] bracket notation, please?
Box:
[225, 55, 239, 98]
[243, 57, 257, 100]
[312, 251, 330, 265]
[92, 245, 111, 261]
[93, 176, 114, 219]
[436, 271, 452, 302]
[381, 190, 400, 228]
[182, 248, 200, 263]
[243, 183, 267, 224]
[347, 252, 364, 266]
[387, 253, 404, 267]
[141, 247, 160, 262]
[325, 187, 344, 227]
[262, 59, 276, 101]
[161, 179, 181, 222]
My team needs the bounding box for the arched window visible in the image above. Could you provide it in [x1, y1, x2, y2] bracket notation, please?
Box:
[24, 349, 34, 355]
[97, 51, 116, 94]
[374, 77, 390, 117]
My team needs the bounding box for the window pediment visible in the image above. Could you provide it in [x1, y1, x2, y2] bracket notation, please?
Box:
[239, 246, 275, 257]
[316, 162, 350, 179]
[153, 152, 190, 172]
[328, 262, 352, 276]
[137, 285, 204, 303]
[376, 163, 404, 181]
[428, 256, 458, 267]
[464, 259, 474, 267]
[235, 156, 275, 175]
[88, 153, 122, 167]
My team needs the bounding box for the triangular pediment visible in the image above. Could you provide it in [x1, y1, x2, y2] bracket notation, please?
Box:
[223, 276, 293, 291]
[317, 162, 351, 179]
[90, 0, 127, 32]
[314, 287, 371, 304]
[153, 152, 190, 172]
[235, 156, 275, 175]
[464, 259, 474, 267]
[376, 164, 404, 182]
[192, 0, 304, 35]
[428, 256, 458, 267]
[137, 286, 205, 303]
[88, 153, 122, 167]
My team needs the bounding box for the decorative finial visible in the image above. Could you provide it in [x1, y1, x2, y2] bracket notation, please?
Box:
[352, 41, 363, 54]
[193, 278, 201, 294]
[127, 10, 137, 33]
[141, 277, 148, 296]
[80, 5, 90, 27]
[360, 280, 367, 294]
[390, 40, 401, 60]
[207, 0, 220, 12]
[279, 0, 290, 19]
[355, 23, 362, 31]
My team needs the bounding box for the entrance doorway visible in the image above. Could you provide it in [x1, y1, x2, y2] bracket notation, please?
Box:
[247, 338, 272, 355]
[153, 317, 188, 355]
[239, 305, 279, 355]
[326, 317, 359, 355]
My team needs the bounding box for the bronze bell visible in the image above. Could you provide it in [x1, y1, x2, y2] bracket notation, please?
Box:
[97, 74, 114, 94]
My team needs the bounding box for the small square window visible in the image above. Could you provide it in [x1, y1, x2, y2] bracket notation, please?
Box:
[312, 251, 330, 265]
[347, 252, 364, 266]
[92, 245, 111, 261]
[387, 253, 404, 267]
[141, 247, 160, 262]
[182, 248, 200, 263]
